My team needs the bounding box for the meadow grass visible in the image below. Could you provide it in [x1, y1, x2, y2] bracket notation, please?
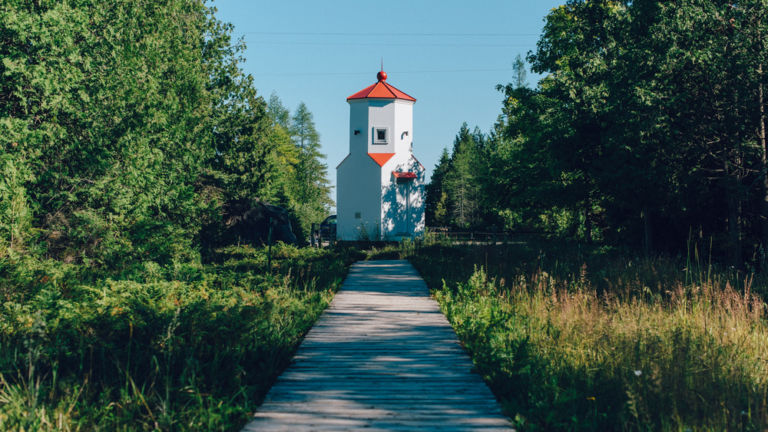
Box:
[0, 244, 359, 431]
[377, 239, 768, 431]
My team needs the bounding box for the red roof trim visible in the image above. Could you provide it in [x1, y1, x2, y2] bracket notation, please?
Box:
[381, 81, 416, 101]
[347, 81, 416, 102]
[410, 155, 425, 170]
[347, 82, 378, 100]
[392, 171, 417, 179]
[368, 153, 395, 167]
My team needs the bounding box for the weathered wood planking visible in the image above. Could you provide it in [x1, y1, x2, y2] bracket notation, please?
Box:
[242, 260, 513, 431]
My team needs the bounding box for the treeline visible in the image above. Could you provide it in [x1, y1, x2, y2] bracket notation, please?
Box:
[428, 0, 768, 263]
[0, 0, 331, 269]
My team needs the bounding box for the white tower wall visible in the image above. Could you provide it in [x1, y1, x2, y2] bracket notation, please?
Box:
[337, 153, 382, 241]
[366, 101, 396, 154]
[380, 153, 425, 240]
[393, 100, 413, 155]
[349, 99, 414, 156]
[348, 101, 369, 155]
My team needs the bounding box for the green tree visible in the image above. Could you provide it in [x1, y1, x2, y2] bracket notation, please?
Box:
[443, 124, 485, 229]
[512, 54, 528, 89]
[486, 0, 768, 260]
[288, 102, 332, 240]
[425, 148, 452, 226]
[267, 92, 291, 129]
[0, 0, 313, 266]
[1, 0, 231, 267]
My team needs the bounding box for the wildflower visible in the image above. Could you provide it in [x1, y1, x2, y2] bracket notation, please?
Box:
[586, 396, 596, 401]
[634, 370, 642, 377]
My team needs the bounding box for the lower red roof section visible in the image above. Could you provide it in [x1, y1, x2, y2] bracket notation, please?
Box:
[368, 153, 395, 166]
[392, 171, 417, 179]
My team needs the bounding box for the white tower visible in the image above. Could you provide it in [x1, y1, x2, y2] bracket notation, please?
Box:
[336, 69, 426, 241]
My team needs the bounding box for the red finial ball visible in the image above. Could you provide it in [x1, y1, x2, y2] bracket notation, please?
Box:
[377, 70, 387, 81]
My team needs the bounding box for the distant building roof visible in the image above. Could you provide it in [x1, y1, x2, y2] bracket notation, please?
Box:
[347, 70, 416, 102]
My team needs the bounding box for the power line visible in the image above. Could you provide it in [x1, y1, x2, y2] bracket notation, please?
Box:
[243, 40, 534, 48]
[238, 31, 539, 37]
[250, 68, 516, 77]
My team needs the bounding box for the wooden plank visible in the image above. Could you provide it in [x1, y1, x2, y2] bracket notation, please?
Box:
[242, 260, 513, 431]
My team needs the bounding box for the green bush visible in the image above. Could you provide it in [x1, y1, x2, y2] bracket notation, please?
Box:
[405, 242, 768, 431]
[0, 245, 355, 431]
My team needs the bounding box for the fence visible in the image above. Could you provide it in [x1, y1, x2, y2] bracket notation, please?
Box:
[423, 229, 544, 245]
[308, 225, 549, 247]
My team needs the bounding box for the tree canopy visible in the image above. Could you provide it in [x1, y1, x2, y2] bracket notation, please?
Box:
[0, 0, 332, 267]
[426, 0, 768, 263]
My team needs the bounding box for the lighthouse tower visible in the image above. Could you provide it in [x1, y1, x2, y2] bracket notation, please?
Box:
[336, 69, 426, 241]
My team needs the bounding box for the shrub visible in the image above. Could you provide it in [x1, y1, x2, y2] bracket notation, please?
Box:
[0, 245, 354, 430]
[407, 242, 768, 431]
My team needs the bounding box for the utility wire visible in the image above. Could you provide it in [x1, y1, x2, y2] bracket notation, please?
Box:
[238, 31, 539, 37]
[251, 68, 515, 77]
[243, 40, 534, 48]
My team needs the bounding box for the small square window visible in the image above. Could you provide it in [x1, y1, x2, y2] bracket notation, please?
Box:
[373, 128, 388, 144]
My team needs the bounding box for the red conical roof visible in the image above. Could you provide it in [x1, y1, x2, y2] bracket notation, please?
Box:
[347, 70, 416, 102]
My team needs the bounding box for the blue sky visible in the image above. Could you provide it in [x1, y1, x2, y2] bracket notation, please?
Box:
[213, 0, 563, 208]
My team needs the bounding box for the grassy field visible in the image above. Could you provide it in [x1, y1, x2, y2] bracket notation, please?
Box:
[373, 238, 768, 431]
[0, 244, 359, 431]
[5, 238, 768, 431]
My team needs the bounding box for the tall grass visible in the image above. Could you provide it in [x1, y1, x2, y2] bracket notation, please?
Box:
[388, 240, 768, 431]
[0, 244, 358, 431]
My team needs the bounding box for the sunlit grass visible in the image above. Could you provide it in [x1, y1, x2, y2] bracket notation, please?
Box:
[0, 244, 358, 431]
[392, 241, 768, 431]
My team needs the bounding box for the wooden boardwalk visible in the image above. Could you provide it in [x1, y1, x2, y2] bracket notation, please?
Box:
[243, 260, 513, 431]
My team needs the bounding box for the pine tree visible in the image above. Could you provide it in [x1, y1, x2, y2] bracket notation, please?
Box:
[512, 54, 528, 89]
[267, 92, 291, 129]
[443, 124, 484, 229]
[288, 102, 332, 240]
[425, 148, 452, 226]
